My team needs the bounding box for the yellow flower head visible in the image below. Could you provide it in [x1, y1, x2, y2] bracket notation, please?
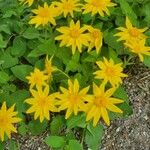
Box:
[86, 83, 123, 126]
[55, 20, 90, 54]
[85, 25, 103, 53]
[25, 86, 59, 122]
[44, 55, 57, 78]
[29, 2, 58, 27]
[57, 79, 90, 119]
[52, 0, 82, 18]
[26, 68, 48, 89]
[115, 17, 148, 43]
[82, 0, 116, 17]
[125, 39, 150, 62]
[0, 102, 21, 141]
[94, 58, 128, 87]
[19, 0, 34, 6]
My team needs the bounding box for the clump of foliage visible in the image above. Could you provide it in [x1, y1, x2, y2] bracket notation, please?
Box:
[0, 0, 150, 149]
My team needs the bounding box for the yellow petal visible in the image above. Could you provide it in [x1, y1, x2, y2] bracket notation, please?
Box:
[93, 108, 101, 126]
[106, 103, 123, 113]
[74, 79, 79, 93]
[86, 106, 96, 121]
[65, 108, 72, 119]
[101, 108, 110, 126]
[126, 17, 132, 29]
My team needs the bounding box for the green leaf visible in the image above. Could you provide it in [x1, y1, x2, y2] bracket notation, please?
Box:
[103, 30, 123, 52]
[119, 0, 138, 25]
[45, 136, 65, 148]
[22, 27, 40, 39]
[9, 90, 30, 114]
[50, 115, 65, 135]
[143, 2, 150, 26]
[0, 24, 11, 34]
[108, 48, 122, 63]
[144, 55, 150, 68]
[11, 37, 26, 56]
[65, 140, 83, 150]
[113, 86, 129, 103]
[65, 130, 76, 141]
[113, 86, 133, 117]
[8, 140, 18, 150]
[0, 34, 7, 48]
[55, 47, 71, 65]
[0, 53, 18, 69]
[28, 120, 48, 136]
[3, 10, 17, 18]
[0, 71, 10, 84]
[2, 84, 16, 93]
[0, 142, 4, 150]
[11, 65, 33, 82]
[28, 39, 56, 57]
[18, 122, 28, 136]
[67, 113, 86, 129]
[81, 51, 98, 63]
[119, 102, 133, 117]
[82, 13, 92, 24]
[85, 123, 104, 150]
[66, 52, 80, 73]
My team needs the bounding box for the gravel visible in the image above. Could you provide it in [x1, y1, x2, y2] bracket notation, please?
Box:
[4, 63, 150, 150]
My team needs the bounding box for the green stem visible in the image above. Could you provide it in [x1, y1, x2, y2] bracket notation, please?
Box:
[81, 127, 86, 145]
[44, 27, 47, 40]
[91, 16, 95, 25]
[56, 68, 70, 79]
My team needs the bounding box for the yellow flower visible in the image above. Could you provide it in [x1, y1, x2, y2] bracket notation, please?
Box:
[55, 20, 90, 54]
[85, 25, 103, 53]
[125, 39, 150, 62]
[29, 2, 58, 27]
[115, 17, 148, 43]
[94, 58, 128, 87]
[44, 55, 57, 78]
[57, 79, 90, 119]
[82, 0, 116, 17]
[26, 68, 48, 89]
[19, 0, 34, 6]
[0, 102, 21, 141]
[25, 86, 59, 122]
[52, 0, 82, 18]
[85, 83, 123, 126]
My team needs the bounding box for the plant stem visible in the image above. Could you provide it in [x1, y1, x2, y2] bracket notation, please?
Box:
[56, 68, 70, 78]
[81, 127, 86, 145]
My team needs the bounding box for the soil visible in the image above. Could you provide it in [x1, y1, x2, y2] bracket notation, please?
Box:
[5, 63, 150, 150]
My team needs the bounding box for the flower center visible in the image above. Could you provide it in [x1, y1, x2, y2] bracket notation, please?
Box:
[129, 28, 139, 37]
[70, 94, 79, 105]
[63, 2, 74, 10]
[105, 67, 115, 76]
[34, 75, 42, 84]
[70, 28, 80, 38]
[39, 8, 50, 18]
[38, 97, 47, 107]
[92, 30, 101, 39]
[94, 96, 106, 107]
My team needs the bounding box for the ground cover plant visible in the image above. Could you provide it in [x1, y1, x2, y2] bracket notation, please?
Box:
[0, 0, 150, 149]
